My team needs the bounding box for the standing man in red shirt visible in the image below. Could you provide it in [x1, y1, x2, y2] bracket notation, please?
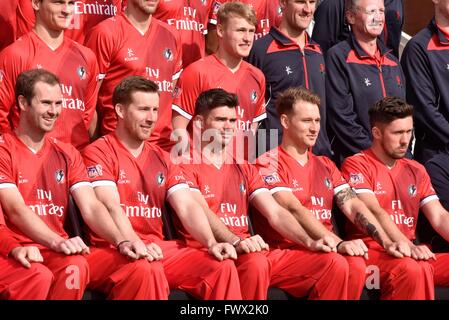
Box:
[85, 0, 182, 150]
[255, 87, 411, 299]
[0, 207, 53, 300]
[172, 2, 266, 161]
[0, 0, 100, 150]
[342, 97, 449, 299]
[0, 0, 123, 49]
[83, 76, 242, 300]
[154, 0, 215, 67]
[0, 69, 167, 300]
[207, 0, 283, 53]
[180, 88, 349, 300]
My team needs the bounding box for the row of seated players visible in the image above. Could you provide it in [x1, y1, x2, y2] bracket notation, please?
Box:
[65, 195, 449, 300]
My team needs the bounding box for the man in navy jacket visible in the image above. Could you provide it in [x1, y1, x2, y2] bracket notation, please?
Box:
[401, 0, 449, 164]
[325, 0, 405, 165]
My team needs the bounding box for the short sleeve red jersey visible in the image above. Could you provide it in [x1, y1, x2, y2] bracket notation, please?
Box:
[0, 32, 100, 150]
[180, 160, 267, 246]
[341, 149, 438, 241]
[172, 54, 266, 129]
[0, 133, 91, 246]
[85, 13, 182, 149]
[83, 133, 189, 245]
[209, 0, 282, 39]
[254, 147, 349, 248]
[154, 0, 214, 67]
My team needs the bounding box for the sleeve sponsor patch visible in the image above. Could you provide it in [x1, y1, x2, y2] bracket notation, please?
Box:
[87, 164, 103, 178]
[262, 172, 281, 186]
[349, 173, 364, 185]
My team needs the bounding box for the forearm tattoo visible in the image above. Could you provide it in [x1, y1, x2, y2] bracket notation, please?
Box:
[335, 187, 357, 208]
[355, 212, 383, 247]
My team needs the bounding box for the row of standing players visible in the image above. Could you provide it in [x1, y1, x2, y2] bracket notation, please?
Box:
[1, 0, 449, 300]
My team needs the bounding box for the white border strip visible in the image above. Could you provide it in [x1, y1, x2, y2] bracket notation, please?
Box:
[252, 113, 267, 123]
[0, 183, 17, 190]
[92, 180, 117, 188]
[172, 104, 193, 120]
[354, 188, 375, 195]
[249, 187, 270, 201]
[334, 183, 350, 195]
[70, 181, 92, 192]
[167, 183, 189, 199]
[420, 195, 439, 207]
[270, 186, 292, 194]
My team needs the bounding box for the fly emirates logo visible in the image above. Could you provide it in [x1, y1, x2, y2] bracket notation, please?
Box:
[120, 192, 162, 219]
[145, 68, 173, 93]
[69, 1, 118, 29]
[60, 83, 85, 112]
[219, 203, 248, 227]
[74, 1, 118, 16]
[29, 189, 64, 217]
[390, 200, 414, 227]
[310, 196, 332, 221]
[167, 7, 206, 33]
[255, 19, 270, 40]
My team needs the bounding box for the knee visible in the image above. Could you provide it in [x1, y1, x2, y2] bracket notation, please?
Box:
[237, 253, 270, 275]
[29, 263, 54, 284]
[63, 255, 90, 280]
[348, 257, 367, 277]
[392, 258, 422, 279]
[130, 259, 165, 278]
[327, 253, 350, 275]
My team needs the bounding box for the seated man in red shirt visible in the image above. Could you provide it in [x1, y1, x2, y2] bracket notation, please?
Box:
[83, 76, 242, 300]
[179, 87, 349, 300]
[342, 96, 449, 299]
[255, 86, 408, 299]
[0, 207, 52, 300]
[0, 69, 165, 300]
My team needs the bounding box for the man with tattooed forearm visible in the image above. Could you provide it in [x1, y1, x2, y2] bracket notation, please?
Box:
[255, 87, 411, 300]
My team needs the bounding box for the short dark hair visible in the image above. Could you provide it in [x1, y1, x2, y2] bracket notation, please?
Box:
[112, 76, 159, 106]
[217, 1, 257, 27]
[369, 96, 413, 128]
[194, 88, 239, 116]
[275, 86, 320, 117]
[15, 69, 60, 106]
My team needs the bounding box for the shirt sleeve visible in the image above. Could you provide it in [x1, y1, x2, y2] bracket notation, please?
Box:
[255, 152, 291, 194]
[0, 141, 17, 187]
[164, 153, 189, 199]
[172, 63, 203, 120]
[82, 140, 117, 187]
[341, 155, 374, 194]
[209, 0, 225, 25]
[0, 47, 21, 131]
[417, 164, 438, 207]
[66, 144, 91, 192]
[82, 48, 101, 127]
[252, 72, 267, 123]
[84, 21, 115, 79]
[172, 29, 183, 81]
[322, 156, 350, 195]
[179, 163, 201, 192]
[242, 163, 269, 201]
